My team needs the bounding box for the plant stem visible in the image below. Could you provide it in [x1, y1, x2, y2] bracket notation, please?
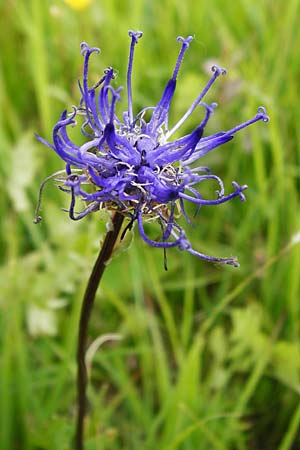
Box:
[75, 212, 124, 450]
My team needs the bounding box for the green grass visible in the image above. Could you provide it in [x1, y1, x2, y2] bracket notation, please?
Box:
[1, 0, 300, 449]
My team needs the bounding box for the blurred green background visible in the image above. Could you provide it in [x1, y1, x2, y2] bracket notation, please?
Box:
[1, 0, 300, 449]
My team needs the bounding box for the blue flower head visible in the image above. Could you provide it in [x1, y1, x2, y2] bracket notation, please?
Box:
[35, 31, 269, 267]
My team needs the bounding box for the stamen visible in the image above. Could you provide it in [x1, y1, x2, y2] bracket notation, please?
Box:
[105, 86, 122, 123]
[185, 173, 225, 197]
[67, 186, 100, 220]
[147, 36, 193, 135]
[186, 247, 239, 267]
[182, 106, 269, 166]
[163, 247, 168, 271]
[199, 101, 217, 127]
[180, 182, 248, 205]
[137, 211, 183, 248]
[33, 169, 81, 223]
[89, 74, 106, 91]
[120, 215, 135, 240]
[80, 42, 101, 110]
[160, 202, 176, 240]
[127, 30, 143, 126]
[166, 65, 226, 139]
[98, 68, 115, 124]
[225, 106, 270, 136]
[158, 219, 170, 271]
[173, 36, 193, 80]
[179, 197, 194, 226]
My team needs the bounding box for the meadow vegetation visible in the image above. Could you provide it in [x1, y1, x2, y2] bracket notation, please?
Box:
[1, 1, 300, 449]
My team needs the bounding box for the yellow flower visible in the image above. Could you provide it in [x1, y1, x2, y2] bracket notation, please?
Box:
[64, 0, 92, 10]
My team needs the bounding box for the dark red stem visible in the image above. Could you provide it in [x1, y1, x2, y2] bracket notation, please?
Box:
[75, 212, 124, 450]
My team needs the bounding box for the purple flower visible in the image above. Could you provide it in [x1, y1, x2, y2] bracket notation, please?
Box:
[35, 31, 269, 267]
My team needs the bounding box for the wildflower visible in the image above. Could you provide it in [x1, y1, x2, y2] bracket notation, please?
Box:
[64, 0, 93, 10]
[35, 31, 269, 267]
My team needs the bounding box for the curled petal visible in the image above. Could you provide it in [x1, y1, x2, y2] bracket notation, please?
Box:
[80, 41, 100, 57]
[128, 30, 143, 42]
[256, 106, 270, 122]
[177, 35, 194, 46]
[211, 65, 227, 76]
